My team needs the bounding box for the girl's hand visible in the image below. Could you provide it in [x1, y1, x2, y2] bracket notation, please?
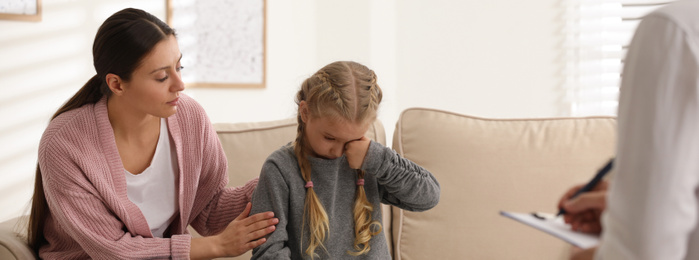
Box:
[215, 203, 278, 257]
[345, 136, 371, 169]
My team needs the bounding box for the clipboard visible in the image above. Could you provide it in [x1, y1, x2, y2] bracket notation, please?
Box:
[500, 211, 600, 249]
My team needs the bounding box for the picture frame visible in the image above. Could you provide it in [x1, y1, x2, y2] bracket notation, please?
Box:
[166, 0, 266, 88]
[0, 0, 42, 22]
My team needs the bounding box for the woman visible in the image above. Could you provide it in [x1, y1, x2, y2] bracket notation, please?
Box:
[28, 8, 277, 259]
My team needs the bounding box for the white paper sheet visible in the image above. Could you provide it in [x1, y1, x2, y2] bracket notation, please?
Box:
[500, 211, 600, 249]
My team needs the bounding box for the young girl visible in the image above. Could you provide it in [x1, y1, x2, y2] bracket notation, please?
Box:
[29, 8, 277, 259]
[250, 61, 440, 259]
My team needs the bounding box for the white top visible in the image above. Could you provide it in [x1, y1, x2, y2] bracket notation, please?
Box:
[597, 1, 699, 259]
[124, 118, 179, 238]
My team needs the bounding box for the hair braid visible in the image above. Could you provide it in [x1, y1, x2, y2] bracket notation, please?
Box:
[295, 85, 330, 259]
[348, 169, 382, 256]
[366, 70, 382, 114]
[316, 70, 348, 113]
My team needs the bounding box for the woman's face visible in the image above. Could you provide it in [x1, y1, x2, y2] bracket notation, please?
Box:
[120, 35, 184, 118]
[301, 103, 369, 159]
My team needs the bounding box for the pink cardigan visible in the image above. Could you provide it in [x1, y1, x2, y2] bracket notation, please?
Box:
[37, 94, 257, 259]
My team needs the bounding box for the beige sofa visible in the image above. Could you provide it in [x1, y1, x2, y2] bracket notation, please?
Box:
[0, 108, 616, 259]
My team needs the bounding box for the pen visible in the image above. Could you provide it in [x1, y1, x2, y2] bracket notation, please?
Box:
[557, 158, 614, 216]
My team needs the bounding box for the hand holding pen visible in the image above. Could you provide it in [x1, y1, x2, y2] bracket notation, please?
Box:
[556, 159, 613, 234]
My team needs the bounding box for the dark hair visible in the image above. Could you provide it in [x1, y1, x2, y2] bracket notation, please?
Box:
[27, 8, 175, 254]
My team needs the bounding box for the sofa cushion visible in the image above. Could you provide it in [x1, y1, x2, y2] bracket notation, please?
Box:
[391, 108, 616, 260]
[214, 118, 299, 187]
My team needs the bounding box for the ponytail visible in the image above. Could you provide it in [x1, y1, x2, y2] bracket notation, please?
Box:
[54, 75, 108, 118]
[27, 165, 46, 255]
[27, 74, 107, 254]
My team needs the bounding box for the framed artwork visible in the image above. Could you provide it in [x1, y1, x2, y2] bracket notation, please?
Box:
[167, 0, 266, 88]
[0, 0, 42, 22]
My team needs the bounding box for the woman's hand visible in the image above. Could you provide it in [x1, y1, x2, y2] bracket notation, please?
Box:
[345, 136, 371, 169]
[558, 180, 608, 234]
[215, 202, 278, 257]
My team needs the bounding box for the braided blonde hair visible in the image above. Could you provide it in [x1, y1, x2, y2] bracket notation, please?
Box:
[294, 61, 383, 258]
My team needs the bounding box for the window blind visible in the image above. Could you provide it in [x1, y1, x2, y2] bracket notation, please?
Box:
[565, 0, 674, 116]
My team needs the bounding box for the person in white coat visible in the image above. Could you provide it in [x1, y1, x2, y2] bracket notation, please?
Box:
[559, 1, 699, 259]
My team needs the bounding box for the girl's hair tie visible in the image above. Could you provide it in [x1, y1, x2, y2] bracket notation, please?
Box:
[356, 179, 365, 186]
[305, 181, 314, 188]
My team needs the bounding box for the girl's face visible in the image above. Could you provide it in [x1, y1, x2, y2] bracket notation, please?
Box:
[120, 35, 184, 118]
[300, 102, 369, 159]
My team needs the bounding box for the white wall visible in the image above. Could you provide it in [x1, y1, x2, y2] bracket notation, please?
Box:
[0, 0, 565, 222]
[395, 0, 566, 119]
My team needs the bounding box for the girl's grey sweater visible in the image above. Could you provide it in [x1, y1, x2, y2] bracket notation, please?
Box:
[250, 141, 440, 259]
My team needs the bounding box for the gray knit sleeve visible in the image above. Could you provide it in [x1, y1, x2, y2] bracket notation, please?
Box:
[250, 159, 292, 260]
[362, 140, 440, 212]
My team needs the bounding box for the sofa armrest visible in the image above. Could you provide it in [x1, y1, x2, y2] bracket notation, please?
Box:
[0, 216, 35, 260]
